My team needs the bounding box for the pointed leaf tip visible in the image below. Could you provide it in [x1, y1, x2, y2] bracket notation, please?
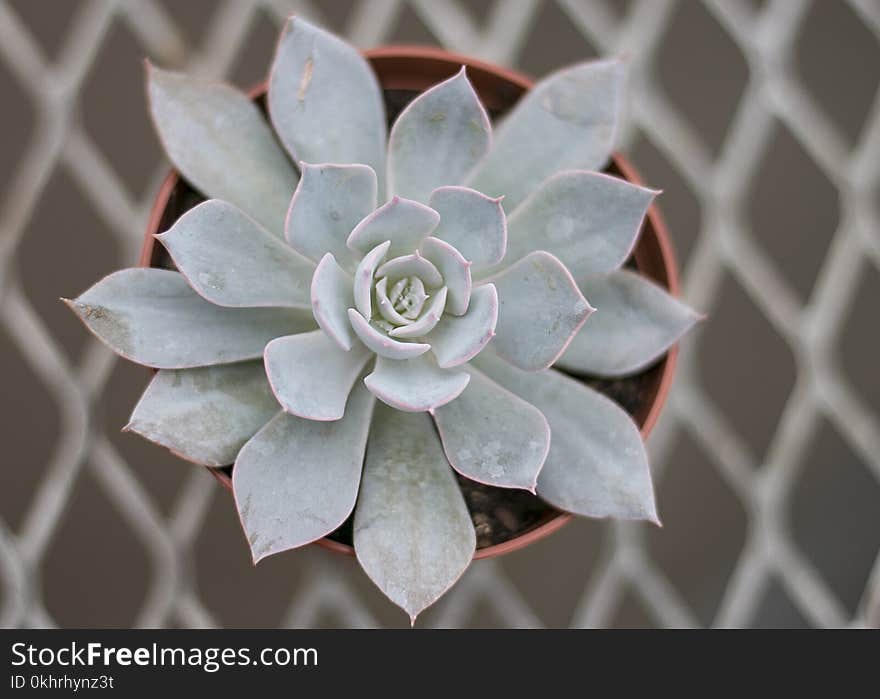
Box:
[388, 67, 491, 202]
[496, 170, 657, 279]
[66, 268, 315, 369]
[488, 252, 592, 371]
[354, 405, 475, 621]
[158, 199, 315, 309]
[558, 269, 700, 377]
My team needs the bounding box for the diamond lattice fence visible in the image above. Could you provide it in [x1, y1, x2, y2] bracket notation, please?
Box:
[1, 0, 879, 629]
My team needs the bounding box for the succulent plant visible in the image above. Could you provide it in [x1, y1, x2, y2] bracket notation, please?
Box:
[64, 17, 699, 622]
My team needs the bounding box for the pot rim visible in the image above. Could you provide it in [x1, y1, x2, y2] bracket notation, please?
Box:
[140, 45, 680, 562]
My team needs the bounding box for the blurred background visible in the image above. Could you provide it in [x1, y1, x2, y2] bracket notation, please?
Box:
[1, 0, 879, 629]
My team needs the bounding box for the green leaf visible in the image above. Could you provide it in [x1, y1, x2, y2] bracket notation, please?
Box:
[354, 404, 475, 623]
[148, 65, 297, 237]
[234, 382, 375, 562]
[127, 362, 278, 467]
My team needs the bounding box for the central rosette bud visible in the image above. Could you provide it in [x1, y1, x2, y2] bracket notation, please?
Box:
[371, 251, 447, 337]
[345, 242, 452, 353]
[307, 194, 501, 376]
[385, 276, 428, 320]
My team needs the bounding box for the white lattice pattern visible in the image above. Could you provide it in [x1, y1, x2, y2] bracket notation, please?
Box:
[1, 0, 878, 629]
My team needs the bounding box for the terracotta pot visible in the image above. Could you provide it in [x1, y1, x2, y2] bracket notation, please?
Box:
[140, 46, 680, 561]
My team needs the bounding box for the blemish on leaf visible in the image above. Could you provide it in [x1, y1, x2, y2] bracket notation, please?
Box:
[76, 303, 134, 355]
[197, 271, 224, 290]
[297, 57, 314, 101]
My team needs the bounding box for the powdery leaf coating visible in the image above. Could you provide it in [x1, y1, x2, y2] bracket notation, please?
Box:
[387, 68, 491, 203]
[433, 367, 549, 491]
[486, 252, 593, 371]
[428, 283, 498, 368]
[347, 197, 439, 259]
[473, 350, 659, 523]
[158, 199, 314, 308]
[468, 59, 625, 210]
[428, 186, 506, 271]
[65, 269, 315, 369]
[268, 17, 386, 189]
[311, 253, 357, 351]
[354, 404, 476, 623]
[558, 269, 701, 377]
[347, 309, 430, 360]
[286, 163, 378, 273]
[419, 236, 472, 316]
[364, 354, 469, 412]
[264, 330, 371, 421]
[147, 65, 297, 237]
[127, 362, 279, 467]
[234, 381, 375, 563]
[493, 171, 656, 280]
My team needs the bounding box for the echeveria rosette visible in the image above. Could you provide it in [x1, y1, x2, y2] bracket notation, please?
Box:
[276, 183, 511, 417]
[63, 16, 700, 623]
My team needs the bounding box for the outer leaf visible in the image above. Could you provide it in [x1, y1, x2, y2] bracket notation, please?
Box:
[126, 362, 278, 467]
[347, 197, 439, 259]
[486, 252, 593, 371]
[419, 236, 472, 316]
[473, 351, 658, 523]
[493, 171, 656, 279]
[558, 269, 700, 377]
[364, 354, 469, 412]
[354, 404, 476, 623]
[428, 283, 498, 368]
[311, 253, 357, 351]
[348, 309, 430, 360]
[147, 65, 297, 237]
[286, 163, 378, 272]
[64, 269, 314, 369]
[387, 68, 491, 202]
[158, 200, 314, 308]
[268, 17, 386, 188]
[264, 330, 370, 421]
[468, 59, 625, 210]
[234, 382, 375, 563]
[433, 367, 549, 491]
[428, 186, 506, 271]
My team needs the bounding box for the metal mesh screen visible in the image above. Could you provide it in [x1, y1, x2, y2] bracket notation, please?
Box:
[1, 0, 878, 628]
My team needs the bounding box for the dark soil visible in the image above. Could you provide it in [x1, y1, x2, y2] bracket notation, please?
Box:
[149, 86, 660, 552]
